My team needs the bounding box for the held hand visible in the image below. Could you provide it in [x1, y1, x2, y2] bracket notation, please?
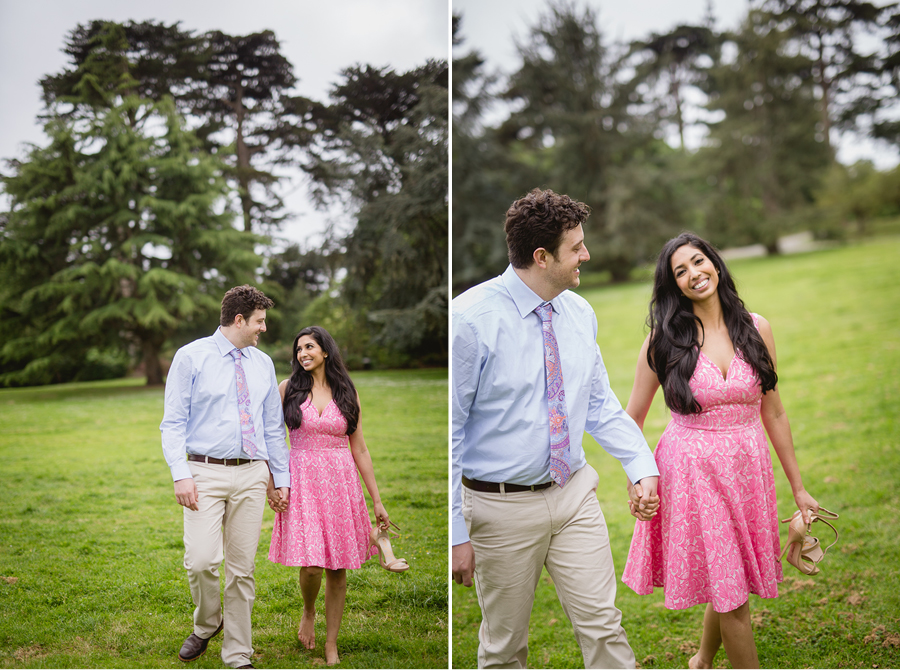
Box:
[174, 478, 199, 511]
[276, 487, 290, 512]
[638, 476, 660, 515]
[627, 478, 660, 521]
[267, 486, 288, 513]
[793, 489, 819, 525]
[452, 542, 476, 587]
[373, 501, 389, 529]
[627, 480, 641, 517]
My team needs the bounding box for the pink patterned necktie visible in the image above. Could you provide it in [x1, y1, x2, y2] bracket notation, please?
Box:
[229, 348, 257, 459]
[535, 302, 571, 487]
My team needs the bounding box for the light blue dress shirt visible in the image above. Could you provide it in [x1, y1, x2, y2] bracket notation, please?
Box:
[160, 328, 290, 489]
[451, 265, 659, 545]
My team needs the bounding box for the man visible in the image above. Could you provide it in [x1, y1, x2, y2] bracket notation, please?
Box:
[161, 285, 290, 669]
[451, 188, 660, 669]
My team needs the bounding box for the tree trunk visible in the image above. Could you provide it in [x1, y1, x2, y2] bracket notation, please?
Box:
[233, 83, 254, 232]
[814, 31, 834, 158]
[608, 256, 633, 283]
[760, 188, 781, 255]
[670, 64, 686, 150]
[142, 338, 164, 385]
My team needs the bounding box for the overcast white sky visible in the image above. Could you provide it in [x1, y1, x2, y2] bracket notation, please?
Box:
[453, 0, 899, 168]
[0, 0, 449, 246]
[2, 0, 897, 247]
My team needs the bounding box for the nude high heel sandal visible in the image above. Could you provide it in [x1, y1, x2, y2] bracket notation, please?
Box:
[370, 521, 410, 573]
[780, 507, 839, 575]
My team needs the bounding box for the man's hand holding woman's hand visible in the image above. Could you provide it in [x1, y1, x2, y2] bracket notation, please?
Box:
[627, 476, 660, 521]
[267, 484, 290, 513]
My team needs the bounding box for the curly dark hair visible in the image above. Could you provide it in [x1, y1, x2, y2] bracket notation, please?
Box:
[220, 285, 274, 327]
[646, 232, 778, 415]
[282, 326, 360, 434]
[505, 188, 591, 269]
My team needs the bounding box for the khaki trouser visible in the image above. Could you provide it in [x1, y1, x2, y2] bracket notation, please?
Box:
[462, 464, 636, 669]
[184, 460, 269, 668]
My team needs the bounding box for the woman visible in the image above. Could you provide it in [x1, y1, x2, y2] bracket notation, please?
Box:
[621, 233, 818, 669]
[267, 326, 407, 666]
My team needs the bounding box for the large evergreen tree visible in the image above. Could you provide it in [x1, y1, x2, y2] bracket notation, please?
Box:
[871, 5, 900, 145]
[0, 96, 259, 386]
[451, 14, 520, 291]
[40, 20, 299, 233]
[500, 4, 678, 281]
[700, 9, 832, 251]
[630, 23, 721, 149]
[755, 0, 891, 153]
[40, 20, 206, 113]
[296, 60, 449, 362]
[196, 29, 297, 232]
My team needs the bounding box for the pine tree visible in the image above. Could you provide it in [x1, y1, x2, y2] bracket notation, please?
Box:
[700, 9, 832, 251]
[40, 20, 299, 233]
[630, 23, 721, 149]
[500, 4, 675, 281]
[756, 0, 890, 153]
[451, 14, 520, 291]
[0, 97, 259, 386]
[296, 60, 449, 362]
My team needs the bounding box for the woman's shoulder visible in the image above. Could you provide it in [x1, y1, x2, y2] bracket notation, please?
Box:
[750, 313, 776, 348]
[748, 312, 770, 331]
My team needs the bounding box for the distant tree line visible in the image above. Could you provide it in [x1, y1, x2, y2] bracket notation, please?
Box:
[453, 0, 900, 291]
[0, 20, 447, 386]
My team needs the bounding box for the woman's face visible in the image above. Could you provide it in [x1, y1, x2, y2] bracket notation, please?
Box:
[296, 334, 327, 373]
[670, 244, 719, 301]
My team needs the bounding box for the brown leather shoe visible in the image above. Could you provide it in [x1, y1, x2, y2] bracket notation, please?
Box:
[178, 621, 224, 662]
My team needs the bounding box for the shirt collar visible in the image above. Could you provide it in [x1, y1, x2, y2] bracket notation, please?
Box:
[213, 327, 253, 359]
[501, 264, 561, 320]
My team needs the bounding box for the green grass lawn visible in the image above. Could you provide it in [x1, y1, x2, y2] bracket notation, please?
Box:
[452, 236, 900, 669]
[0, 368, 448, 669]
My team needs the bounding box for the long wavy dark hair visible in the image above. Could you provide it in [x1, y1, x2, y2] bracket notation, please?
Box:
[647, 232, 778, 415]
[282, 326, 360, 433]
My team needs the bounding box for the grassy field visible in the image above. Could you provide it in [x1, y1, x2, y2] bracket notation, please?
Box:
[452, 236, 900, 668]
[0, 368, 448, 668]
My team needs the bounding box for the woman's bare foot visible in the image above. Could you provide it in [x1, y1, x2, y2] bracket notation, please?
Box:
[298, 609, 316, 650]
[325, 640, 340, 666]
[689, 653, 711, 669]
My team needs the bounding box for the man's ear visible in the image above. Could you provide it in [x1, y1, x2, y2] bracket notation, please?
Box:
[533, 247, 549, 269]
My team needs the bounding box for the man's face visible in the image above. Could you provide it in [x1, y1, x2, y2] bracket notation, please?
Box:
[544, 224, 590, 292]
[236, 309, 267, 348]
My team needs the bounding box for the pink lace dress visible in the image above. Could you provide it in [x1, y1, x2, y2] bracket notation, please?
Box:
[622, 314, 783, 613]
[268, 397, 377, 569]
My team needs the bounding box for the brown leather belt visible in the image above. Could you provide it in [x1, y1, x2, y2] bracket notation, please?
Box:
[188, 454, 264, 466]
[462, 475, 553, 493]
